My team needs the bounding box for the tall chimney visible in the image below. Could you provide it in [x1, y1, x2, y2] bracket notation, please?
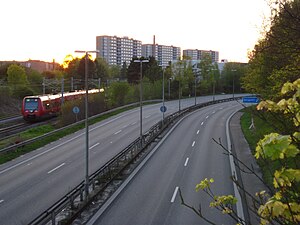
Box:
[152, 35, 156, 59]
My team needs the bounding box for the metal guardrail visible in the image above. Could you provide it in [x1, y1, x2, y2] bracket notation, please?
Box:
[28, 97, 244, 225]
[0, 100, 161, 154]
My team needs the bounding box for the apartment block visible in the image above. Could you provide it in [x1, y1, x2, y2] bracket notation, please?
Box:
[96, 35, 142, 66]
[142, 44, 181, 68]
[183, 49, 219, 62]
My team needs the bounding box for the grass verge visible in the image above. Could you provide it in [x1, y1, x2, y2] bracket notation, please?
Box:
[240, 106, 282, 188]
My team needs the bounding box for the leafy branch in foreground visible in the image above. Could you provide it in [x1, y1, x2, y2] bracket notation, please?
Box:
[181, 79, 300, 224]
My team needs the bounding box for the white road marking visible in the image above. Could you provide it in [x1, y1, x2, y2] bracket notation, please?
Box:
[47, 163, 65, 174]
[114, 130, 122, 135]
[206, 115, 209, 119]
[145, 115, 151, 119]
[171, 187, 179, 203]
[27, 163, 32, 166]
[89, 143, 100, 150]
[110, 141, 113, 144]
[201, 122, 204, 126]
[197, 130, 200, 134]
[184, 158, 189, 167]
[131, 122, 137, 125]
[192, 141, 195, 147]
[212, 111, 215, 114]
[0, 200, 4, 204]
[122, 124, 128, 129]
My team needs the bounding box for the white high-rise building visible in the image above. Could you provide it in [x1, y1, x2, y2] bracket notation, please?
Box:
[96, 35, 142, 66]
[142, 44, 181, 68]
[183, 49, 219, 62]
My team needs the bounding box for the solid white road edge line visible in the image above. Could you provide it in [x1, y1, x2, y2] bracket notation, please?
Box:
[226, 110, 245, 224]
[47, 163, 65, 174]
[171, 187, 179, 203]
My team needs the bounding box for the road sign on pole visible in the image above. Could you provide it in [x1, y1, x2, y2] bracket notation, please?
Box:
[160, 105, 167, 113]
[242, 97, 260, 103]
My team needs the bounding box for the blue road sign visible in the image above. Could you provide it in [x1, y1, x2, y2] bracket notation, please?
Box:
[160, 105, 167, 113]
[242, 97, 260, 103]
[72, 106, 80, 114]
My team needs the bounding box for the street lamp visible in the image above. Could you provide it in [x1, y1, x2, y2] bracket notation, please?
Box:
[231, 69, 237, 98]
[211, 68, 218, 101]
[74, 50, 98, 199]
[133, 59, 149, 146]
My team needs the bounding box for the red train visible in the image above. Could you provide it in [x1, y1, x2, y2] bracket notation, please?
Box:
[22, 89, 101, 121]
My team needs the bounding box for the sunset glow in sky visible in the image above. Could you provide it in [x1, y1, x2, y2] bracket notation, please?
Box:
[1, 0, 270, 64]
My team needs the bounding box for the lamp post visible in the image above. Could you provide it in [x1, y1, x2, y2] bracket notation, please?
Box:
[74, 50, 98, 199]
[211, 68, 218, 101]
[161, 67, 165, 125]
[133, 59, 149, 146]
[231, 69, 237, 98]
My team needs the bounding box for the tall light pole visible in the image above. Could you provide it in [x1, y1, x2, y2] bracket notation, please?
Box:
[74, 50, 98, 199]
[161, 67, 165, 125]
[231, 69, 237, 98]
[211, 68, 218, 101]
[134, 59, 149, 146]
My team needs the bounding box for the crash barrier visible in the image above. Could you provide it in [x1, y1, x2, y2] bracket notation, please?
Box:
[28, 97, 244, 225]
[0, 100, 161, 154]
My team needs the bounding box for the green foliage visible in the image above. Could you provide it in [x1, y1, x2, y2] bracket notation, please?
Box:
[254, 78, 300, 224]
[242, 0, 300, 100]
[7, 64, 28, 90]
[108, 82, 130, 106]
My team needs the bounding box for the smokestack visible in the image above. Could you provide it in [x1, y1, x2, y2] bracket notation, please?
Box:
[152, 35, 156, 59]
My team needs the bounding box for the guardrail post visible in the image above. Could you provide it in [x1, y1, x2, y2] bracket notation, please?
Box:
[51, 211, 56, 225]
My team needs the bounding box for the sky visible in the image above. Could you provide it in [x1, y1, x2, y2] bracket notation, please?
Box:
[0, 0, 270, 64]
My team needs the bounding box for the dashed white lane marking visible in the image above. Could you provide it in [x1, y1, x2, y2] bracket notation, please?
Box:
[201, 122, 204, 126]
[114, 130, 122, 135]
[131, 122, 137, 125]
[206, 115, 209, 119]
[197, 130, 200, 134]
[89, 143, 100, 150]
[47, 163, 65, 174]
[122, 124, 128, 129]
[27, 163, 32, 166]
[171, 187, 179, 203]
[0, 200, 4, 204]
[212, 111, 215, 114]
[184, 158, 189, 167]
[192, 141, 195, 147]
[145, 115, 151, 119]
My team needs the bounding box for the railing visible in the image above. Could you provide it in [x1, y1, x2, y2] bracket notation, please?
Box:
[28, 97, 244, 225]
[0, 100, 161, 154]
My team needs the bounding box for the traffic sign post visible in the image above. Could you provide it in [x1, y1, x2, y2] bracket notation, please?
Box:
[72, 106, 80, 122]
[160, 105, 167, 113]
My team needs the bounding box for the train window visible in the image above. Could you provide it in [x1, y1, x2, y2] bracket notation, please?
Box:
[24, 98, 39, 111]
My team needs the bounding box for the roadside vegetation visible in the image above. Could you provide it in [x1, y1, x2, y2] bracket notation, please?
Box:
[181, 0, 300, 224]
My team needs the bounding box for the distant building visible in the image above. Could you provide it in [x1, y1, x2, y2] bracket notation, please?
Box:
[0, 60, 58, 73]
[96, 35, 142, 66]
[183, 49, 219, 63]
[142, 44, 181, 68]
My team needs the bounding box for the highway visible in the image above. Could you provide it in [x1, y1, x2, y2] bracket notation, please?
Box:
[89, 100, 243, 225]
[0, 94, 245, 224]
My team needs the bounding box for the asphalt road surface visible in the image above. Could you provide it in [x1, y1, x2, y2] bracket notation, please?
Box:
[0, 94, 246, 225]
[89, 100, 244, 225]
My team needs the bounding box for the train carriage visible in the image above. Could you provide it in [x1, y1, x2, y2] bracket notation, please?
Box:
[22, 89, 101, 121]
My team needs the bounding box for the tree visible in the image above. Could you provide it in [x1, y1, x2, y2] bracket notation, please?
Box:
[242, 0, 300, 100]
[120, 62, 127, 80]
[144, 56, 162, 83]
[94, 57, 109, 82]
[77, 55, 96, 80]
[127, 57, 148, 84]
[7, 64, 28, 90]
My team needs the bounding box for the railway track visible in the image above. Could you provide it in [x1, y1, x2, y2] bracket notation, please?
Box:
[0, 118, 56, 142]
